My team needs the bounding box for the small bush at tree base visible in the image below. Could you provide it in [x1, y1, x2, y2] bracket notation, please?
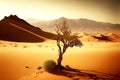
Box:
[43, 60, 56, 72]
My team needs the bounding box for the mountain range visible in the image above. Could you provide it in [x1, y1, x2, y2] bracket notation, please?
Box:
[0, 15, 120, 42]
[33, 17, 120, 34]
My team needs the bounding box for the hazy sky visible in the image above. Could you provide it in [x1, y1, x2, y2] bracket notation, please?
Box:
[0, 0, 119, 23]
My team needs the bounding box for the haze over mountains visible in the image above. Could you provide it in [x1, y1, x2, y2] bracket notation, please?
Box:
[33, 17, 120, 34]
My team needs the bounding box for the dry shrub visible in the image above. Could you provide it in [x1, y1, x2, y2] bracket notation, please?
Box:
[43, 60, 56, 72]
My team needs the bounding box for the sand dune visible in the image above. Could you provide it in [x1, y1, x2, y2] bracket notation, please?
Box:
[0, 15, 55, 42]
[79, 33, 120, 42]
[0, 40, 120, 80]
[10, 23, 49, 41]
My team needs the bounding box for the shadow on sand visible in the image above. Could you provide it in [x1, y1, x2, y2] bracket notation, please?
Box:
[48, 66, 120, 80]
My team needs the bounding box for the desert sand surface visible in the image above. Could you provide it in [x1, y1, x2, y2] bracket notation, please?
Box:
[0, 40, 120, 80]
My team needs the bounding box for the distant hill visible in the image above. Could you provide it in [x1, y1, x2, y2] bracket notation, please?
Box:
[33, 17, 120, 34]
[0, 15, 55, 42]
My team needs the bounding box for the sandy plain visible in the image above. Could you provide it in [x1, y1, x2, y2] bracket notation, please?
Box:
[0, 40, 120, 80]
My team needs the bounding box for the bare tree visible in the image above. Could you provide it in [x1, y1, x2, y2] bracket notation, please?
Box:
[55, 21, 83, 69]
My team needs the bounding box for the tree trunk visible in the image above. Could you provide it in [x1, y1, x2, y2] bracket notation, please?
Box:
[57, 53, 63, 70]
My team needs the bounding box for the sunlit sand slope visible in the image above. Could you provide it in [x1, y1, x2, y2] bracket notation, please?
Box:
[0, 40, 120, 80]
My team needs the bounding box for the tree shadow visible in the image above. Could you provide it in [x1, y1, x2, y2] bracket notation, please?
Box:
[48, 66, 120, 80]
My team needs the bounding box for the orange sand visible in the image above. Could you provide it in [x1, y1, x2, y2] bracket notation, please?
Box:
[0, 40, 120, 80]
